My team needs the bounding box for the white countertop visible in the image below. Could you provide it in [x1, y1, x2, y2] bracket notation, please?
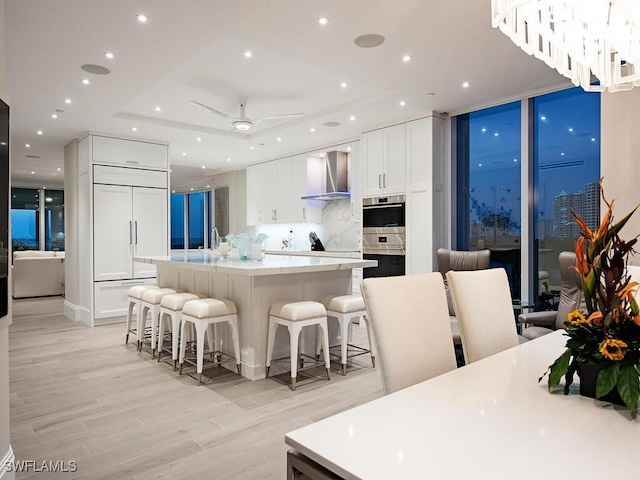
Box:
[285, 330, 639, 479]
[135, 252, 376, 277]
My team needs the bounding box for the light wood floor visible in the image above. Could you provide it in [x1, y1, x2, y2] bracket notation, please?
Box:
[9, 297, 383, 479]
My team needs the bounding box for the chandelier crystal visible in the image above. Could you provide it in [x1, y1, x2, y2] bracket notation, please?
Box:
[491, 0, 640, 92]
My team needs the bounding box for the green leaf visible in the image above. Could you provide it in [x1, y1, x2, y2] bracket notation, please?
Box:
[548, 349, 572, 390]
[595, 364, 617, 398]
[617, 363, 640, 410]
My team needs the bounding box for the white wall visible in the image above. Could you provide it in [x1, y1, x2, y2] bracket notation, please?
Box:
[63, 140, 80, 320]
[0, 0, 16, 476]
[601, 89, 640, 266]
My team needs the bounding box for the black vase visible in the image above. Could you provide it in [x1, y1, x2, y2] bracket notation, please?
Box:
[577, 363, 624, 406]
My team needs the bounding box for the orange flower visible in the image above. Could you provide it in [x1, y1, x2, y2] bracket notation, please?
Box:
[573, 237, 589, 275]
[572, 210, 594, 241]
[568, 309, 588, 325]
[618, 281, 639, 303]
[587, 311, 603, 326]
[599, 338, 627, 361]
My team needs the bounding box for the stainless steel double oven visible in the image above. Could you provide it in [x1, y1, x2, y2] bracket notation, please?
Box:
[362, 194, 406, 278]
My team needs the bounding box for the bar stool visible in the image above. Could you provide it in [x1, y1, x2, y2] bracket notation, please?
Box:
[125, 284, 159, 345]
[317, 294, 377, 375]
[178, 298, 241, 386]
[139, 287, 181, 356]
[157, 292, 205, 370]
[266, 301, 331, 391]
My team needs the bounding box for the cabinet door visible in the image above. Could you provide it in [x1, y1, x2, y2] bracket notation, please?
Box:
[93, 184, 133, 281]
[263, 157, 292, 223]
[132, 187, 167, 278]
[246, 163, 264, 226]
[362, 130, 385, 197]
[92, 135, 168, 170]
[291, 154, 322, 223]
[382, 123, 406, 195]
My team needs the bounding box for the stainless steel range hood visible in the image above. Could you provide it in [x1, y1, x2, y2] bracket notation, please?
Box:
[301, 151, 350, 201]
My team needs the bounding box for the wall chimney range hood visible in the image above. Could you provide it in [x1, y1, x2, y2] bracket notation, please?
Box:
[301, 151, 350, 201]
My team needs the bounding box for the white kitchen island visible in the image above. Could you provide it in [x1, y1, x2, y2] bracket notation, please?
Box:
[135, 252, 376, 380]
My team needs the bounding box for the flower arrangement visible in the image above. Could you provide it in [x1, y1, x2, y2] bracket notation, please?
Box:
[543, 182, 640, 409]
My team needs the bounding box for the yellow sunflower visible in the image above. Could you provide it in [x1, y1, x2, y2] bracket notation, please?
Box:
[599, 338, 628, 361]
[568, 309, 587, 325]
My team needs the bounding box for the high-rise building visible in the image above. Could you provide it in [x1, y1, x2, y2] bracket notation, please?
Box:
[583, 182, 601, 232]
[553, 191, 583, 238]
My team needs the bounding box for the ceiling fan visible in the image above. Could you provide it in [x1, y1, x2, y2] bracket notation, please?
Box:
[190, 95, 304, 131]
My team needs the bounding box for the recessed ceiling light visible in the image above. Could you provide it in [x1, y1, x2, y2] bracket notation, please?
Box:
[478, 164, 482, 167]
[190, 187, 194, 191]
[227, 158, 231, 162]
[57, 168, 61, 171]
[310, 128, 315, 132]
[494, 132, 499, 137]
[0, 142, 5, 146]
[37, 130, 43, 135]
[155, 106, 161, 112]
[206, 185, 210, 188]
[462, 82, 470, 88]
[318, 16, 329, 25]
[104, 52, 114, 59]
[201, 165, 205, 169]
[172, 190, 175, 194]
[591, 137, 596, 141]
[399, 101, 406, 106]
[481, 128, 487, 132]
[169, 169, 172, 173]
[182, 152, 187, 156]
[513, 158, 518, 162]
[568, 127, 574, 132]
[82, 78, 90, 85]
[25, 144, 30, 148]
[31, 171, 35, 174]
[402, 55, 412, 62]
[196, 137, 201, 142]
[244, 51, 253, 58]
[64, 98, 72, 104]
[277, 137, 282, 142]
[137, 14, 148, 23]
[249, 146, 254, 150]
[540, 115, 547, 121]
[347, 147, 352, 152]
[51, 114, 58, 119]
[132, 127, 137, 132]
[340, 82, 348, 88]
[561, 152, 565, 156]
[350, 116, 355, 121]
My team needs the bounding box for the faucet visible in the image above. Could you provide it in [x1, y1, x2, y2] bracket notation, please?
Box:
[212, 227, 220, 249]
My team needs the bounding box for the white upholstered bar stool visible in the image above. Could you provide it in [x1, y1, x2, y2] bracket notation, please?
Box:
[157, 292, 205, 370]
[125, 284, 159, 345]
[178, 298, 241, 386]
[138, 287, 180, 357]
[318, 294, 377, 375]
[266, 301, 331, 391]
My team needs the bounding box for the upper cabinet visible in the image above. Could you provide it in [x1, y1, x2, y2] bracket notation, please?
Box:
[91, 135, 169, 170]
[362, 123, 406, 197]
[247, 156, 323, 226]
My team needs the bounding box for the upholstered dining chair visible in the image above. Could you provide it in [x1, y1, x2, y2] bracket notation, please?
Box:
[361, 273, 458, 395]
[518, 251, 584, 340]
[436, 248, 491, 353]
[446, 268, 521, 364]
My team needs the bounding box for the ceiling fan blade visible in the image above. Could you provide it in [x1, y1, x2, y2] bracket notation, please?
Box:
[255, 112, 305, 121]
[189, 100, 234, 122]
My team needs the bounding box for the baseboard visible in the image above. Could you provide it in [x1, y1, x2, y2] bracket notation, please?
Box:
[0, 445, 15, 480]
[79, 307, 92, 327]
[63, 301, 80, 322]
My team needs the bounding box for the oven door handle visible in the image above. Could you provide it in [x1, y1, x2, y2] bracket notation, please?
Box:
[362, 203, 404, 210]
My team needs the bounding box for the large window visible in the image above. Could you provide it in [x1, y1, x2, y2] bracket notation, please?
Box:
[534, 88, 601, 303]
[44, 190, 64, 251]
[456, 101, 522, 297]
[170, 190, 212, 250]
[456, 87, 600, 303]
[11, 188, 40, 250]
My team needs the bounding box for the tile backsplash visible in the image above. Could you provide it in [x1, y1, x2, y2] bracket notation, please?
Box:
[251, 199, 360, 252]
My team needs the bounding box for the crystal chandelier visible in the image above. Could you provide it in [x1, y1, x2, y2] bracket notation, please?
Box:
[491, 0, 640, 92]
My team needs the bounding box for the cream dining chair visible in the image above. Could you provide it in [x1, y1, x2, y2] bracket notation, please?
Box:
[361, 272, 458, 395]
[446, 268, 522, 364]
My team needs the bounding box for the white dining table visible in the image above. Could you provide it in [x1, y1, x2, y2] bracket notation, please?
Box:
[285, 330, 640, 479]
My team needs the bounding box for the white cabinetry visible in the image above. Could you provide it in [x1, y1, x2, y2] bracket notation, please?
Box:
[246, 155, 324, 225]
[93, 184, 167, 281]
[73, 134, 169, 326]
[362, 123, 406, 197]
[405, 115, 448, 275]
